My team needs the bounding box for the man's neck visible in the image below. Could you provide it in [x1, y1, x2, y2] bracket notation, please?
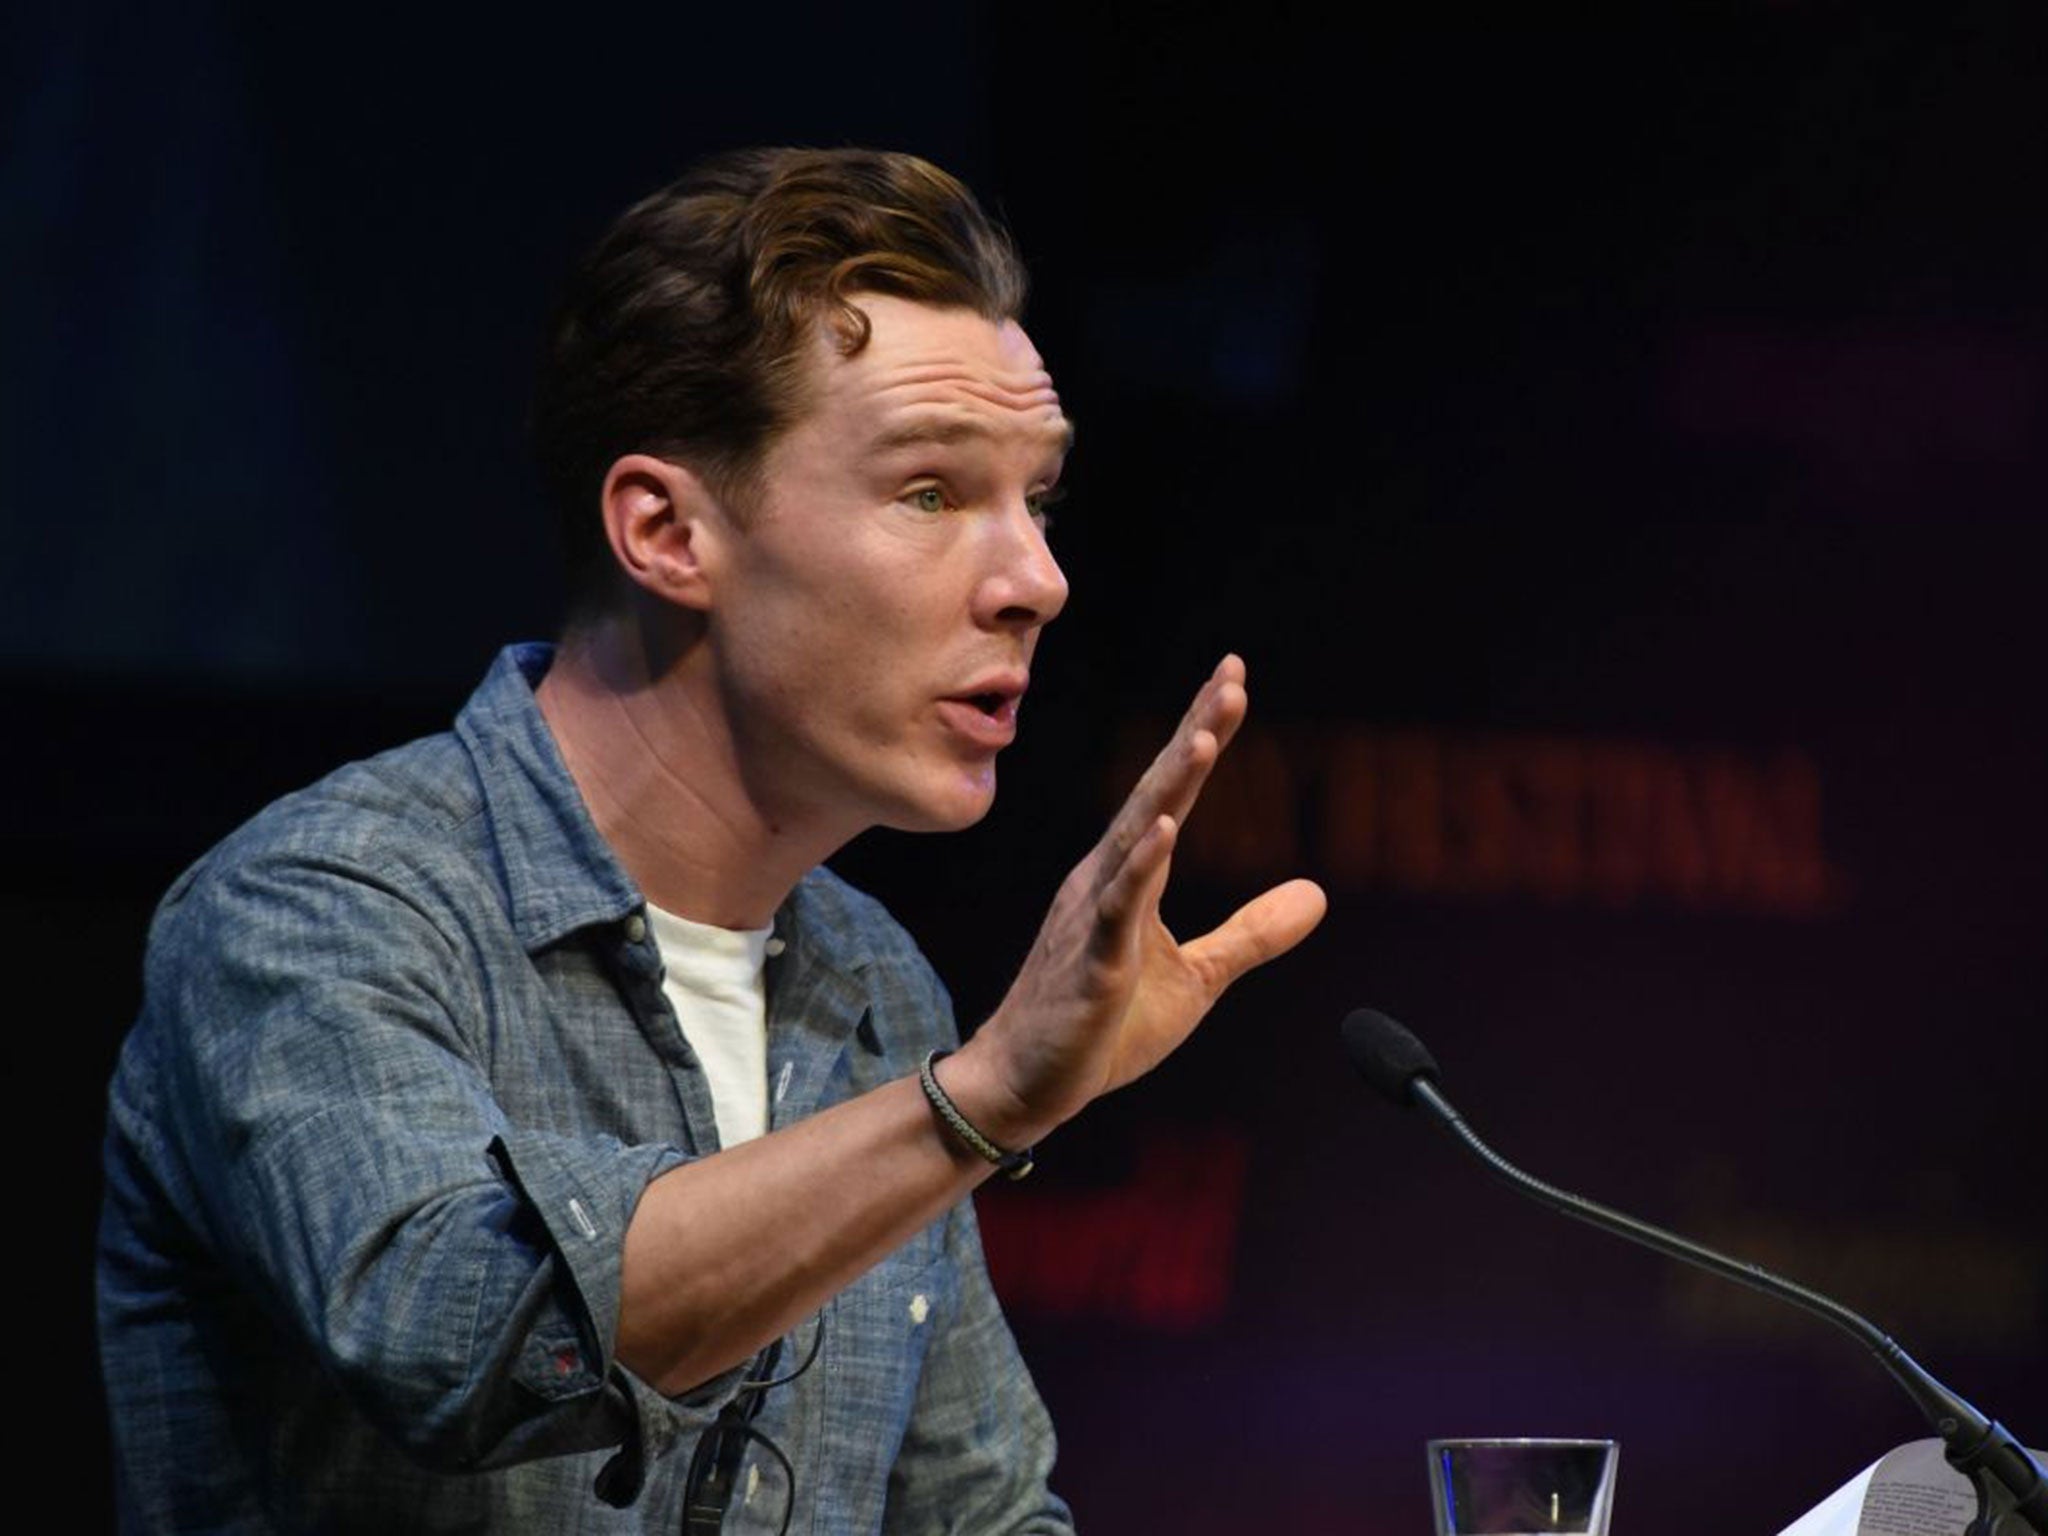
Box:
[534, 615, 849, 930]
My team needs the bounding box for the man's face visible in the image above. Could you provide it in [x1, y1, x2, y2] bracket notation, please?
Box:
[703, 293, 1072, 836]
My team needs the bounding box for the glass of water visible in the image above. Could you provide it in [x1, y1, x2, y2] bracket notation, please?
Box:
[1427, 1438, 1619, 1535]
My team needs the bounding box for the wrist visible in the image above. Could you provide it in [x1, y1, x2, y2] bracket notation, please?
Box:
[921, 1051, 1034, 1180]
[928, 1036, 1056, 1155]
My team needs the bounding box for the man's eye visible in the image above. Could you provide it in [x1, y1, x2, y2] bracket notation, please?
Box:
[1026, 485, 1067, 527]
[907, 486, 948, 514]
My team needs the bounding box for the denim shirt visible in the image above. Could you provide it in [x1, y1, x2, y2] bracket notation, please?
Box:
[98, 644, 1074, 1534]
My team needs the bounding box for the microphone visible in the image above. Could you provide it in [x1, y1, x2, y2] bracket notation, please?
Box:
[1341, 1008, 2046, 1536]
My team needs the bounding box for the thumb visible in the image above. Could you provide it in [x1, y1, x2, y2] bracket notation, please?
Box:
[1181, 878, 1327, 992]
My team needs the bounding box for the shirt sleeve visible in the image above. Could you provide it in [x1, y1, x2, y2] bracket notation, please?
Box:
[130, 838, 726, 1500]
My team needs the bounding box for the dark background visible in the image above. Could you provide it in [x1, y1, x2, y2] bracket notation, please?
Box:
[9, 3, 2043, 1531]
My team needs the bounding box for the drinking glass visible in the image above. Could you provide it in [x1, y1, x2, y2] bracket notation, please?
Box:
[1426, 1438, 1619, 1535]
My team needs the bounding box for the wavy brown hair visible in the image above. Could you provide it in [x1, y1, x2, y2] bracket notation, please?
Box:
[532, 147, 1029, 621]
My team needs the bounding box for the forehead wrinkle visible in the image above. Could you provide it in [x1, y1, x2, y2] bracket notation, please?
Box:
[866, 359, 1060, 406]
[870, 409, 1075, 459]
[860, 367, 1070, 452]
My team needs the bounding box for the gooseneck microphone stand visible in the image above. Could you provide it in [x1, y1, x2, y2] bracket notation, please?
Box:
[1342, 1008, 2046, 1536]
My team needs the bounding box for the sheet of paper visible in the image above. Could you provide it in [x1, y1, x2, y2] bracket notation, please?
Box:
[1778, 1438, 2043, 1536]
[1856, 1441, 1981, 1536]
[1779, 1453, 1880, 1536]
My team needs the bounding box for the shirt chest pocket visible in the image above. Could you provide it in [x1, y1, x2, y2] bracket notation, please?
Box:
[821, 1217, 958, 1425]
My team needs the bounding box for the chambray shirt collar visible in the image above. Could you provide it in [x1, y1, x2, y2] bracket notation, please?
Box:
[455, 642, 648, 952]
[454, 642, 877, 974]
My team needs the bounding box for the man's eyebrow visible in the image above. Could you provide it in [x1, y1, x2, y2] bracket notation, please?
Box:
[870, 414, 1077, 455]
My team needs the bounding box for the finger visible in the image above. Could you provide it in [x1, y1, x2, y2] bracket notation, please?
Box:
[1179, 878, 1328, 992]
[1091, 721, 1212, 894]
[1168, 655, 1246, 766]
[1091, 814, 1177, 958]
[1132, 660, 1247, 843]
[1120, 662, 1229, 815]
[1195, 654, 1249, 757]
[1097, 658, 1246, 879]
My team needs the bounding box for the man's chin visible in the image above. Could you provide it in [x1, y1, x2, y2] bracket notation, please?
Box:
[877, 774, 998, 835]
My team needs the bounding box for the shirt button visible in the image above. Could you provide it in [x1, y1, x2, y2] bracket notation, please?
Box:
[765, 937, 786, 958]
[623, 913, 647, 944]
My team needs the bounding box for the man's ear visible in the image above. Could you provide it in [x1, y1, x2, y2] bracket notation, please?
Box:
[598, 454, 728, 612]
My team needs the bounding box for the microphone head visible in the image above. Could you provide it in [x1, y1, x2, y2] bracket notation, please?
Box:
[1341, 1009, 1441, 1106]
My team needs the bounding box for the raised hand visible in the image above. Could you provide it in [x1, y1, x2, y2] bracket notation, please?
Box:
[953, 655, 1328, 1146]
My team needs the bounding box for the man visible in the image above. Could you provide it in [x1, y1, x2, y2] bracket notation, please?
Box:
[98, 147, 1325, 1532]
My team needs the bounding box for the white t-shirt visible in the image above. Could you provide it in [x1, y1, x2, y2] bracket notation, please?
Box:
[643, 901, 776, 1147]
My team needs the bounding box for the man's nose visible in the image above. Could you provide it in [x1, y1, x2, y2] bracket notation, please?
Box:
[976, 501, 1070, 631]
